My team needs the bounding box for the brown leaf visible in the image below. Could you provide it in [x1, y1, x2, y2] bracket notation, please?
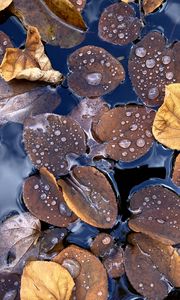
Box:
[20, 261, 74, 300]
[98, 2, 141, 46]
[53, 245, 108, 300]
[0, 273, 20, 300]
[0, 212, 41, 273]
[67, 45, 125, 97]
[90, 233, 114, 258]
[152, 83, 180, 150]
[23, 113, 86, 177]
[0, 0, 13, 11]
[0, 26, 63, 84]
[129, 185, 180, 245]
[143, 0, 164, 15]
[92, 106, 155, 162]
[58, 166, 118, 228]
[172, 154, 180, 186]
[9, 0, 85, 48]
[23, 167, 77, 227]
[103, 247, 124, 279]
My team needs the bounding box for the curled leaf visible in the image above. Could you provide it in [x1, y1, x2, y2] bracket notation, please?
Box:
[152, 83, 180, 150]
[172, 154, 180, 186]
[0, 26, 63, 84]
[54, 245, 108, 300]
[0, 273, 20, 300]
[143, 0, 164, 15]
[58, 166, 118, 228]
[20, 261, 74, 300]
[0, 0, 13, 11]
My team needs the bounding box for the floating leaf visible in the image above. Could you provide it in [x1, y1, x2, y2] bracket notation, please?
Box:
[0, 26, 63, 84]
[143, 0, 164, 15]
[172, 154, 180, 186]
[90, 233, 114, 258]
[67, 45, 125, 97]
[129, 185, 180, 245]
[0, 0, 13, 11]
[98, 2, 141, 46]
[53, 245, 108, 300]
[23, 167, 77, 227]
[0, 212, 41, 273]
[70, 0, 86, 11]
[44, 0, 86, 31]
[103, 247, 124, 278]
[124, 233, 180, 300]
[92, 106, 155, 162]
[0, 273, 20, 300]
[23, 113, 86, 177]
[152, 83, 180, 150]
[20, 261, 74, 300]
[58, 166, 118, 228]
[128, 32, 178, 106]
[9, 0, 85, 48]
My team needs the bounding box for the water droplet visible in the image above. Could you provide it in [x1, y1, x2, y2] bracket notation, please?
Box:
[157, 219, 165, 224]
[117, 15, 124, 22]
[165, 72, 174, 80]
[135, 47, 147, 58]
[59, 203, 72, 217]
[41, 193, 47, 200]
[61, 137, 67, 142]
[54, 130, 60, 136]
[145, 130, 152, 138]
[119, 139, 131, 148]
[146, 59, 156, 69]
[62, 258, 81, 279]
[102, 236, 111, 245]
[162, 55, 171, 65]
[148, 87, 159, 100]
[130, 124, 138, 131]
[44, 185, 50, 191]
[136, 138, 145, 148]
[85, 73, 102, 86]
[118, 33, 125, 39]
[34, 184, 39, 190]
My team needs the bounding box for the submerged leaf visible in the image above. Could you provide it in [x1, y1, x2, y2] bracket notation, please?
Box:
[54, 245, 108, 300]
[143, 0, 164, 15]
[152, 83, 180, 150]
[20, 261, 74, 300]
[0, 0, 13, 11]
[0, 212, 41, 273]
[172, 154, 180, 186]
[0, 26, 63, 84]
[0, 273, 20, 300]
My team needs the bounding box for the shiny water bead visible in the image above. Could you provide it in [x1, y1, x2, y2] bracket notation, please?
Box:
[162, 55, 171, 65]
[148, 87, 160, 100]
[85, 72, 102, 85]
[165, 71, 174, 80]
[90, 233, 114, 257]
[135, 47, 147, 58]
[146, 58, 156, 69]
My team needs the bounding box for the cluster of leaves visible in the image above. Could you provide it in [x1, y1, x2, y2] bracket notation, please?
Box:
[0, 1, 179, 300]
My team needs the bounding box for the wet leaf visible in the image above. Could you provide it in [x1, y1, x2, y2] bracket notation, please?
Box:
[103, 247, 124, 278]
[58, 166, 118, 228]
[98, 2, 141, 46]
[9, 0, 85, 48]
[0, 0, 13, 11]
[129, 185, 180, 245]
[0, 212, 41, 273]
[143, 0, 164, 15]
[90, 233, 114, 258]
[92, 106, 155, 162]
[152, 83, 180, 150]
[20, 261, 74, 300]
[53, 245, 108, 300]
[0, 26, 63, 84]
[172, 154, 180, 186]
[23, 167, 77, 227]
[23, 113, 86, 177]
[70, 0, 86, 11]
[0, 273, 20, 300]
[128, 32, 178, 106]
[44, 0, 86, 31]
[67, 45, 125, 97]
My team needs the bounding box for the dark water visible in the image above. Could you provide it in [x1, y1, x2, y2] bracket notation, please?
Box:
[0, 0, 180, 299]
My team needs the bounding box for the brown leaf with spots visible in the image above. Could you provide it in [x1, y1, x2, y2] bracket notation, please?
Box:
[0, 273, 20, 300]
[98, 2, 141, 46]
[172, 154, 180, 186]
[23, 167, 77, 227]
[67, 45, 125, 97]
[143, 0, 164, 15]
[0, 0, 13, 11]
[9, 0, 85, 48]
[0, 26, 63, 84]
[152, 83, 180, 150]
[103, 247, 125, 278]
[23, 113, 86, 177]
[20, 261, 74, 300]
[53, 245, 108, 300]
[129, 185, 180, 245]
[90, 233, 114, 258]
[58, 166, 118, 228]
[125, 233, 180, 300]
[92, 106, 155, 162]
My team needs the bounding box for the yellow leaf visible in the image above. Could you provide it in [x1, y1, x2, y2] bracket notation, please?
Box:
[0, 26, 63, 84]
[152, 83, 180, 150]
[20, 261, 74, 300]
[0, 0, 13, 11]
[143, 0, 164, 15]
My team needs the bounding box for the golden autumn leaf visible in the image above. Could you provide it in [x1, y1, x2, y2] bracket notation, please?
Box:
[143, 0, 164, 15]
[0, 0, 13, 11]
[152, 83, 180, 150]
[20, 261, 74, 300]
[0, 26, 63, 84]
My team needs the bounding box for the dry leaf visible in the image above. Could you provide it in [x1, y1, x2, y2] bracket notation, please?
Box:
[20, 261, 74, 300]
[0, 26, 63, 84]
[172, 154, 180, 186]
[152, 83, 180, 150]
[143, 0, 164, 15]
[0, 0, 13, 11]
[0, 212, 41, 273]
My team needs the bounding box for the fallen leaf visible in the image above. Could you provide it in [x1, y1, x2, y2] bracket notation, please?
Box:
[9, 0, 85, 48]
[0, 26, 63, 84]
[143, 0, 164, 15]
[129, 185, 180, 245]
[23, 113, 86, 177]
[0, 212, 41, 273]
[0, 0, 13, 11]
[90, 233, 114, 258]
[53, 245, 108, 300]
[23, 167, 77, 227]
[0, 273, 20, 300]
[20, 261, 74, 300]
[172, 154, 180, 186]
[152, 83, 180, 150]
[58, 166, 118, 228]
